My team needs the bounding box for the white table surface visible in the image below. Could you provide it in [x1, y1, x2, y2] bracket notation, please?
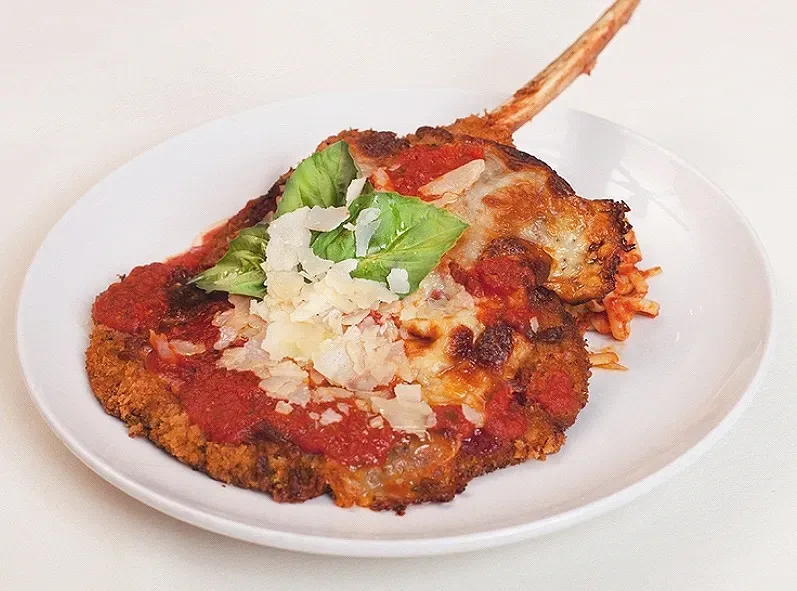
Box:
[2, 1, 795, 588]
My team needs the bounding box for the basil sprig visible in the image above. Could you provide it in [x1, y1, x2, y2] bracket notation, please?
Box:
[191, 141, 469, 298]
[190, 141, 357, 297]
[275, 141, 358, 216]
[312, 191, 469, 294]
[189, 224, 270, 298]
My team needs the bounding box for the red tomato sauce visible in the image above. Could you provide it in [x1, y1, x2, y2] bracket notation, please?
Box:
[482, 383, 527, 441]
[451, 260, 539, 336]
[92, 263, 174, 334]
[473, 255, 536, 296]
[433, 405, 476, 441]
[388, 143, 484, 197]
[527, 370, 578, 421]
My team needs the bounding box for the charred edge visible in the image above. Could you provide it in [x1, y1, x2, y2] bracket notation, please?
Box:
[547, 173, 576, 197]
[490, 142, 575, 196]
[491, 141, 552, 171]
[237, 176, 284, 227]
[341, 130, 410, 159]
[534, 326, 565, 343]
[528, 285, 557, 305]
[472, 322, 514, 369]
[411, 126, 455, 145]
[446, 325, 475, 360]
[246, 422, 291, 444]
[484, 138, 576, 197]
[603, 199, 633, 283]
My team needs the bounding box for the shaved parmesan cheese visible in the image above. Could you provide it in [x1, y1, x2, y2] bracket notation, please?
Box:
[169, 340, 206, 356]
[265, 271, 305, 300]
[321, 260, 397, 310]
[212, 294, 268, 350]
[262, 314, 329, 362]
[418, 159, 485, 197]
[214, 325, 239, 350]
[298, 248, 334, 278]
[150, 331, 207, 362]
[304, 206, 349, 231]
[257, 361, 309, 404]
[369, 415, 384, 429]
[387, 267, 410, 294]
[340, 309, 370, 326]
[319, 408, 343, 426]
[394, 383, 423, 402]
[314, 387, 351, 400]
[371, 395, 434, 436]
[354, 207, 381, 257]
[275, 401, 293, 415]
[219, 338, 273, 379]
[265, 207, 311, 271]
[461, 404, 485, 427]
[345, 177, 367, 205]
[310, 319, 411, 391]
[272, 384, 310, 407]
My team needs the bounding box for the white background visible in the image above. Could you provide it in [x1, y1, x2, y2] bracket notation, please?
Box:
[1, 1, 795, 589]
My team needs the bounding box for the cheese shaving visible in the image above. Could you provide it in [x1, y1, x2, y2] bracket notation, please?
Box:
[319, 408, 343, 426]
[265, 208, 311, 272]
[304, 206, 349, 231]
[354, 207, 381, 257]
[345, 177, 367, 205]
[371, 392, 434, 436]
[387, 267, 410, 294]
[298, 248, 334, 278]
[529, 316, 540, 334]
[275, 401, 293, 415]
[394, 383, 423, 402]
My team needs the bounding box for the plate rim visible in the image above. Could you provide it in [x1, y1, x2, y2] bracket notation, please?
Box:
[16, 89, 776, 557]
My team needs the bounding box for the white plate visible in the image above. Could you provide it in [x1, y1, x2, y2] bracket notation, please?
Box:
[17, 89, 774, 557]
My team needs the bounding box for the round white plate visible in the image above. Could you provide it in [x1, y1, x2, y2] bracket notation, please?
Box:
[17, 90, 774, 557]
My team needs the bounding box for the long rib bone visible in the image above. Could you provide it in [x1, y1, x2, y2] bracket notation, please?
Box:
[448, 0, 640, 140]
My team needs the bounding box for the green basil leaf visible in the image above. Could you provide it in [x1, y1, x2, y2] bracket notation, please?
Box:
[312, 192, 469, 294]
[189, 224, 269, 298]
[275, 141, 358, 217]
